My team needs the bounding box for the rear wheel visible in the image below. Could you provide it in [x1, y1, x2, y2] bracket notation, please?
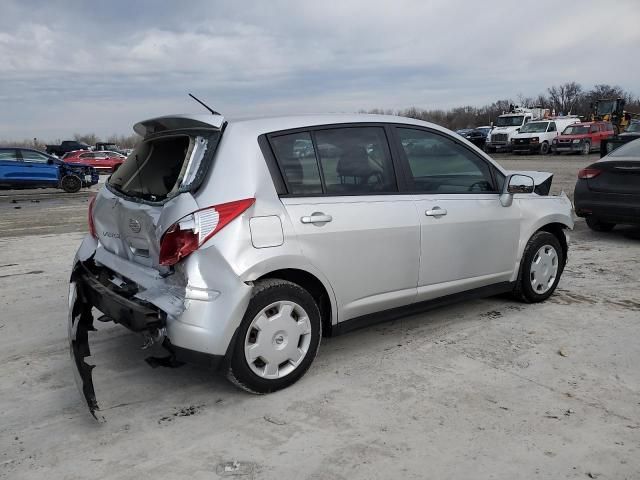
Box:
[60, 174, 82, 193]
[513, 231, 564, 303]
[585, 217, 615, 232]
[581, 141, 591, 155]
[540, 142, 550, 154]
[227, 279, 322, 394]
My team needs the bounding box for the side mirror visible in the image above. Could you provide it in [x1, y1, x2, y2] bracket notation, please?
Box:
[500, 174, 535, 207]
[47, 158, 54, 165]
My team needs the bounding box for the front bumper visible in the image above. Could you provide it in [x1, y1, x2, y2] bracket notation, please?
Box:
[553, 143, 582, 153]
[68, 237, 252, 419]
[512, 144, 540, 153]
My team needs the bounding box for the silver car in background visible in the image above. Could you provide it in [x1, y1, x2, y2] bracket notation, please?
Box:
[69, 113, 573, 417]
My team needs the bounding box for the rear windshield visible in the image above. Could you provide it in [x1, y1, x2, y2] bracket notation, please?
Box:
[108, 132, 220, 202]
[609, 138, 640, 157]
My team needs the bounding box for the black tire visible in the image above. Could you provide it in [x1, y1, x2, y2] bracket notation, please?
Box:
[513, 231, 565, 303]
[585, 216, 615, 232]
[540, 142, 550, 154]
[227, 279, 322, 394]
[581, 141, 591, 155]
[60, 174, 82, 193]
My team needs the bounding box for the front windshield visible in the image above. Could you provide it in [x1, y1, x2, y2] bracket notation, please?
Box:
[596, 100, 616, 116]
[625, 123, 640, 133]
[562, 125, 589, 135]
[496, 116, 524, 127]
[519, 122, 548, 133]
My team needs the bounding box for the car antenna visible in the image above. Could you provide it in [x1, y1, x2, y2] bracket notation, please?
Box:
[188, 93, 220, 115]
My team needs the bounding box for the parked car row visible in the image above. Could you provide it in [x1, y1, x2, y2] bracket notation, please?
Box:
[46, 140, 131, 157]
[0, 148, 99, 192]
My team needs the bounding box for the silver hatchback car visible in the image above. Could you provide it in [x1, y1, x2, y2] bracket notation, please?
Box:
[69, 113, 573, 417]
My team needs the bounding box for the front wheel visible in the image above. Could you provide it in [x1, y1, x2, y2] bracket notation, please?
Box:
[60, 174, 82, 193]
[540, 142, 550, 154]
[227, 279, 322, 394]
[513, 231, 564, 303]
[581, 141, 591, 155]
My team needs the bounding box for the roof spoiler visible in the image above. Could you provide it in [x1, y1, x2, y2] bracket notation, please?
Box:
[133, 114, 225, 137]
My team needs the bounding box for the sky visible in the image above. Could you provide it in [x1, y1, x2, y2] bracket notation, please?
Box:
[1, 0, 639, 140]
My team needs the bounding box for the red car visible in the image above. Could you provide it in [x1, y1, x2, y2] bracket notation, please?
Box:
[63, 150, 126, 173]
[551, 121, 614, 155]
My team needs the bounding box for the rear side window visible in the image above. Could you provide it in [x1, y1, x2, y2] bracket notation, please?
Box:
[108, 132, 220, 202]
[314, 127, 397, 194]
[0, 149, 18, 161]
[269, 126, 398, 195]
[270, 132, 323, 195]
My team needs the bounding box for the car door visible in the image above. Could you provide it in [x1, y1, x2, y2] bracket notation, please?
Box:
[19, 150, 60, 186]
[392, 126, 521, 302]
[270, 126, 420, 321]
[0, 149, 23, 186]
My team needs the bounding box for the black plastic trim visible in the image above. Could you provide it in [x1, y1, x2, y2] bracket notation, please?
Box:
[333, 281, 515, 336]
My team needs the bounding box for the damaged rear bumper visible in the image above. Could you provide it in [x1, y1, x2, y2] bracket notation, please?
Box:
[68, 259, 226, 419]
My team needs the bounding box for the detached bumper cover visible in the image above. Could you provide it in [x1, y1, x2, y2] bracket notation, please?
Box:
[68, 260, 166, 419]
[68, 258, 227, 420]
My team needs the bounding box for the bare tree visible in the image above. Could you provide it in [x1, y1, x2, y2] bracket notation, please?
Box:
[547, 82, 583, 114]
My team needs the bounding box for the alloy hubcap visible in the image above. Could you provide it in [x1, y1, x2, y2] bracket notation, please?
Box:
[529, 244, 558, 294]
[244, 301, 312, 379]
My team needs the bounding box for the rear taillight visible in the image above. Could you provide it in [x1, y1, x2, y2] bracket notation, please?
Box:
[88, 195, 97, 238]
[578, 168, 602, 179]
[159, 198, 255, 266]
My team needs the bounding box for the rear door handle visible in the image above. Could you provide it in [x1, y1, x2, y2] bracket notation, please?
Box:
[301, 213, 333, 224]
[425, 207, 447, 217]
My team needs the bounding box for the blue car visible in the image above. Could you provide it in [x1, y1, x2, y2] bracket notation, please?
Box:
[0, 148, 99, 192]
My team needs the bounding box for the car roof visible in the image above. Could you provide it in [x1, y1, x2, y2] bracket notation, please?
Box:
[146, 113, 457, 137]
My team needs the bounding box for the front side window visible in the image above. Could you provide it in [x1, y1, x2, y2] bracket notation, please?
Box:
[21, 150, 50, 163]
[314, 127, 397, 194]
[397, 128, 496, 194]
[548, 122, 556, 132]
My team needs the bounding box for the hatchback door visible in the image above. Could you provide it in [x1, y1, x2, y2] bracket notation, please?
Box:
[270, 126, 420, 321]
[94, 116, 224, 269]
[392, 126, 521, 301]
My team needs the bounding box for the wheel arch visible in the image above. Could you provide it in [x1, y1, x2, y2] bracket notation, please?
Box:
[254, 268, 336, 337]
[536, 222, 569, 268]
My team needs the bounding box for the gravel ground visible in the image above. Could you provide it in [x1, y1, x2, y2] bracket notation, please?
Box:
[1, 153, 638, 479]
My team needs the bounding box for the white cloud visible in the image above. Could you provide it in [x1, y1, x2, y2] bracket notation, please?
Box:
[0, 0, 638, 139]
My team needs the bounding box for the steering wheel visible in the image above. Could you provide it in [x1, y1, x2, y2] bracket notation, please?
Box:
[467, 181, 489, 192]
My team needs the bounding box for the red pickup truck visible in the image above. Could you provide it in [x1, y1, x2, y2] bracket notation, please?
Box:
[551, 121, 614, 155]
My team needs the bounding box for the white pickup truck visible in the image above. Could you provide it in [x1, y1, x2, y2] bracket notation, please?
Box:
[510, 117, 580, 154]
[485, 107, 546, 153]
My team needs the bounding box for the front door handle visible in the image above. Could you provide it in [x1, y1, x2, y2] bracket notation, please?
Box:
[425, 207, 447, 217]
[301, 213, 333, 224]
